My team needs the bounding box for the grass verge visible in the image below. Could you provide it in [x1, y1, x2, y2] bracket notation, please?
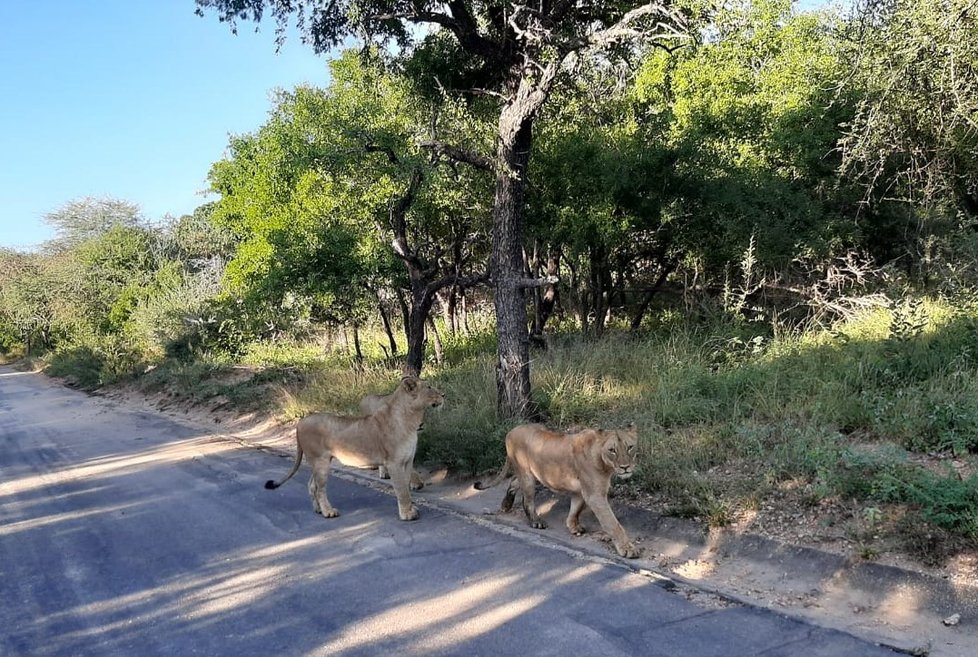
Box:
[75, 296, 978, 564]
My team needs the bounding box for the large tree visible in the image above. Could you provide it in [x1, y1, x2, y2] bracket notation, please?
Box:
[196, 0, 688, 418]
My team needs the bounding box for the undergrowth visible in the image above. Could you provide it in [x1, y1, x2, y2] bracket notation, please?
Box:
[49, 295, 978, 562]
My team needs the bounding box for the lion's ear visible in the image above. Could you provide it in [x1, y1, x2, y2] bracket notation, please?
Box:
[401, 376, 419, 392]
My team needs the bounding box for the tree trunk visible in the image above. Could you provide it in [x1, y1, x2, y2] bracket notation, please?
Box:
[405, 291, 435, 376]
[352, 323, 364, 365]
[437, 289, 457, 335]
[589, 243, 609, 339]
[531, 243, 559, 345]
[460, 288, 470, 335]
[492, 116, 534, 419]
[395, 287, 410, 344]
[630, 259, 678, 331]
[377, 292, 399, 356]
[427, 317, 444, 365]
[567, 257, 588, 335]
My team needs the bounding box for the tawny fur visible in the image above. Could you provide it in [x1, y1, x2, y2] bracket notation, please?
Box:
[475, 423, 640, 558]
[265, 375, 444, 521]
[359, 392, 426, 490]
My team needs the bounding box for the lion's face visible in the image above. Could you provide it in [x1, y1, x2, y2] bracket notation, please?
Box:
[401, 375, 446, 409]
[599, 425, 638, 480]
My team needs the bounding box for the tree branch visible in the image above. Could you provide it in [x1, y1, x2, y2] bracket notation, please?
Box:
[389, 166, 425, 273]
[425, 270, 489, 297]
[373, 4, 506, 66]
[420, 140, 494, 172]
[364, 143, 400, 165]
[585, 3, 688, 50]
[518, 275, 560, 289]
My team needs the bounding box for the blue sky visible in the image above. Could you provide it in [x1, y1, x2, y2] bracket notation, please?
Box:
[0, 2, 330, 250]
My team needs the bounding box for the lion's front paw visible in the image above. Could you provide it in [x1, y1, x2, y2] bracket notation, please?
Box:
[321, 507, 340, 518]
[568, 525, 586, 536]
[409, 479, 424, 491]
[617, 542, 639, 559]
[399, 506, 420, 521]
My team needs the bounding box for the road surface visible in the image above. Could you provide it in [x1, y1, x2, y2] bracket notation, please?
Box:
[0, 366, 901, 656]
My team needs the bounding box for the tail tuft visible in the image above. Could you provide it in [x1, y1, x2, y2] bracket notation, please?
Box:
[473, 481, 487, 490]
[265, 480, 278, 490]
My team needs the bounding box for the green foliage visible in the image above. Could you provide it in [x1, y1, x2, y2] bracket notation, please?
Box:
[208, 52, 416, 321]
[842, 0, 978, 214]
[628, 0, 859, 271]
[165, 203, 236, 263]
[207, 49, 492, 357]
[44, 333, 146, 389]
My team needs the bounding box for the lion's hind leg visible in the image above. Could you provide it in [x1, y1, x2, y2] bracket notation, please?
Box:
[383, 465, 425, 490]
[500, 477, 518, 512]
[307, 472, 320, 514]
[311, 457, 340, 518]
[408, 469, 424, 490]
[519, 474, 547, 529]
[566, 494, 587, 536]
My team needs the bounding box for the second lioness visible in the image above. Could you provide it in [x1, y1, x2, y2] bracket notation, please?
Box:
[475, 423, 640, 558]
[265, 375, 444, 521]
[359, 391, 426, 490]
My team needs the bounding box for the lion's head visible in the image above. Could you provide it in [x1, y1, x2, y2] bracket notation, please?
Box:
[598, 423, 638, 480]
[399, 374, 445, 409]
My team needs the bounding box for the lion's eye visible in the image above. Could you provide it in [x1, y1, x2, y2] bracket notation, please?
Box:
[608, 448, 617, 455]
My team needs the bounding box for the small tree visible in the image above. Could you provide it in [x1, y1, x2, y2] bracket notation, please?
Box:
[43, 197, 143, 252]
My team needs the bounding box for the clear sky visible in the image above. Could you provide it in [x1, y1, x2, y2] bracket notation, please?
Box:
[0, 1, 330, 250]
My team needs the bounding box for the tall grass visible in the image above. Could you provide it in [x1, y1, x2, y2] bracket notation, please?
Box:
[109, 296, 978, 558]
[411, 298, 977, 553]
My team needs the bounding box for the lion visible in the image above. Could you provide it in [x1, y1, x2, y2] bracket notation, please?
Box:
[265, 374, 445, 521]
[474, 422, 640, 558]
[359, 391, 426, 490]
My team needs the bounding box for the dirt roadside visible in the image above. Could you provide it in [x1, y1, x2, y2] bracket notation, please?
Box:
[96, 384, 976, 657]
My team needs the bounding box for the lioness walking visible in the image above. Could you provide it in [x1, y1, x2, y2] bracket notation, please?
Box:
[475, 423, 640, 558]
[265, 375, 444, 521]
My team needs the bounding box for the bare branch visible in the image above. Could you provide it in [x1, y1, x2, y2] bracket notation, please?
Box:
[586, 3, 688, 50]
[372, 3, 506, 66]
[518, 275, 560, 289]
[389, 167, 425, 272]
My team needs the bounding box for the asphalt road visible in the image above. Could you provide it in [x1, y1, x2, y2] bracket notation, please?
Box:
[0, 366, 903, 657]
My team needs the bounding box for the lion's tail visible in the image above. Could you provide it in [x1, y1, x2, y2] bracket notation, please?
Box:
[474, 459, 511, 490]
[265, 441, 304, 490]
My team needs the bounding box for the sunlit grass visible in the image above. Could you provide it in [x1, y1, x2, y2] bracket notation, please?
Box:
[96, 296, 978, 557]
